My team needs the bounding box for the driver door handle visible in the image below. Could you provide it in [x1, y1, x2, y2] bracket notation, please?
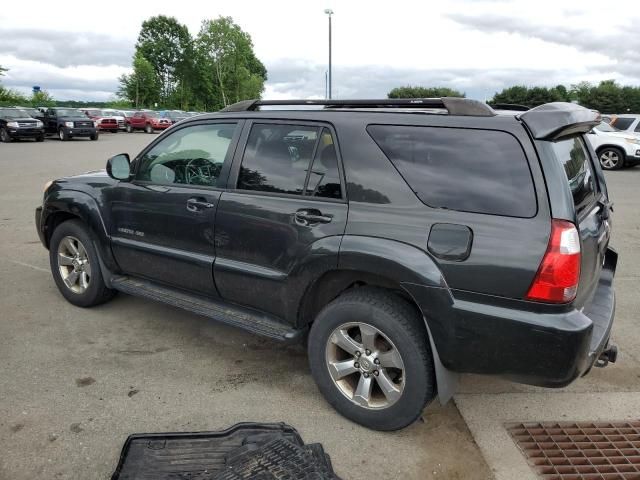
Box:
[187, 197, 215, 212]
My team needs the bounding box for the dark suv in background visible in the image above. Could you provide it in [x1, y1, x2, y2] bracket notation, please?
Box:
[0, 107, 45, 142]
[37, 107, 98, 141]
[35, 98, 617, 431]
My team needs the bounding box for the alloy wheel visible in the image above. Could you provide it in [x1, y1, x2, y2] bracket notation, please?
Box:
[325, 322, 405, 409]
[600, 150, 620, 169]
[57, 236, 91, 294]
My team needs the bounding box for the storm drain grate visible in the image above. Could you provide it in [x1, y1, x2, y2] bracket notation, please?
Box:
[507, 421, 640, 479]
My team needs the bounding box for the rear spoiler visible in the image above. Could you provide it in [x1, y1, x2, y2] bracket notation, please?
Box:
[518, 102, 601, 141]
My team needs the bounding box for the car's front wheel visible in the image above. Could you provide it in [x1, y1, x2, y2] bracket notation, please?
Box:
[145, 124, 154, 134]
[126, 124, 133, 133]
[599, 147, 624, 170]
[308, 287, 436, 431]
[58, 128, 69, 141]
[0, 127, 13, 143]
[49, 220, 115, 307]
[36, 135, 45, 142]
[90, 133, 99, 141]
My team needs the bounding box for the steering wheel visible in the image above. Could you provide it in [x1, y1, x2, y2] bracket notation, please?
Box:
[184, 158, 220, 185]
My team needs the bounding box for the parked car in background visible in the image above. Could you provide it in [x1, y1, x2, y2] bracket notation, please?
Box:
[585, 121, 640, 170]
[35, 99, 618, 431]
[160, 110, 188, 125]
[0, 107, 45, 142]
[609, 115, 640, 134]
[125, 111, 171, 133]
[36, 107, 98, 141]
[79, 109, 118, 133]
[102, 109, 127, 131]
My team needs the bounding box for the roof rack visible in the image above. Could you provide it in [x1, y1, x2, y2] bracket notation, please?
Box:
[220, 98, 496, 117]
[490, 103, 530, 112]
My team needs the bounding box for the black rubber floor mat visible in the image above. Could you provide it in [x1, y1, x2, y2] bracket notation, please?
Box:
[111, 422, 342, 480]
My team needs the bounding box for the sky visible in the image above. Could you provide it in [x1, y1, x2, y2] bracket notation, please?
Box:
[1, 0, 639, 102]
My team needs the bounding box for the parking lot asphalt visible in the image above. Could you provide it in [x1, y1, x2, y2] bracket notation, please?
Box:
[0, 133, 492, 480]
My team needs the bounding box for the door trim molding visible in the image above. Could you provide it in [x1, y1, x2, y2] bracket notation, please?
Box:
[214, 257, 286, 281]
[111, 236, 214, 268]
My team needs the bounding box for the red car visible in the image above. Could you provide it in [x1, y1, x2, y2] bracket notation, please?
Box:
[125, 111, 171, 133]
[79, 109, 119, 133]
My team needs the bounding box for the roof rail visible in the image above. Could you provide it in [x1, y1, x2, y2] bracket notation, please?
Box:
[220, 98, 496, 117]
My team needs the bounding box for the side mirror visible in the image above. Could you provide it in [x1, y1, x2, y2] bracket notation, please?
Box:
[106, 153, 131, 181]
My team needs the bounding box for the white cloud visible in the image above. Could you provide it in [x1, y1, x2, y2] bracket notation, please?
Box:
[1, 0, 639, 101]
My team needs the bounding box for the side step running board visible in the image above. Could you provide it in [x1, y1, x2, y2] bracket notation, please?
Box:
[110, 276, 305, 343]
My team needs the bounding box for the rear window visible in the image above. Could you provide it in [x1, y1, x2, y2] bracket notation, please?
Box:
[548, 137, 597, 213]
[367, 125, 536, 217]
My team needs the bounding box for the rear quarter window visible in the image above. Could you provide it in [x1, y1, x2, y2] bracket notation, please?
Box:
[548, 136, 597, 214]
[367, 125, 537, 217]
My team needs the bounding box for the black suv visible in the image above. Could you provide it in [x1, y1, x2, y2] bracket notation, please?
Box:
[37, 107, 98, 141]
[0, 107, 45, 142]
[35, 98, 618, 431]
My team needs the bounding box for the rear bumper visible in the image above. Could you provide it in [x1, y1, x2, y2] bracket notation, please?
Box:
[404, 247, 617, 388]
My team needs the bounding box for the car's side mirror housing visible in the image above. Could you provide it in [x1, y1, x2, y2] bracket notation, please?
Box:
[106, 153, 132, 181]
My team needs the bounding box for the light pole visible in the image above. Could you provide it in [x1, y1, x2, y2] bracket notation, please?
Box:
[324, 9, 333, 99]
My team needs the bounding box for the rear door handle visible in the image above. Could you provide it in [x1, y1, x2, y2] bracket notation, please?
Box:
[295, 209, 333, 225]
[187, 197, 215, 212]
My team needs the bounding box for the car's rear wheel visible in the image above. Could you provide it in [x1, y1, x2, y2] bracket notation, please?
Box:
[308, 287, 435, 431]
[598, 147, 624, 170]
[58, 128, 69, 141]
[145, 124, 154, 134]
[0, 128, 12, 143]
[111, 129, 118, 133]
[49, 220, 115, 307]
[90, 133, 99, 141]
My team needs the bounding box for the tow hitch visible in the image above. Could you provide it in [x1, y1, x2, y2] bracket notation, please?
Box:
[595, 344, 618, 367]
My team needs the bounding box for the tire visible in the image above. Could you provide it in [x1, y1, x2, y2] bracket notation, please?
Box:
[598, 147, 625, 170]
[58, 128, 69, 141]
[36, 135, 45, 142]
[308, 287, 435, 431]
[49, 219, 116, 308]
[90, 133, 99, 141]
[145, 124, 154, 134]
[111, 129, 118, 134]
[126, 124, 133, 133]
[0, 127, 12, 143]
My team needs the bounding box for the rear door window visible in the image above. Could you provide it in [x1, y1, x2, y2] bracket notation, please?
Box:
[548, 136, 597, 214]
[367, 125, 537, 217]
[612, 117, 635, 130]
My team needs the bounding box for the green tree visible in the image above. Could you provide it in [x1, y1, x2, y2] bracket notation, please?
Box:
[30, 89, 55, 107]
[118, 52, 161, 108]
[136, 15, 192, 106]
[195, 16, 267, 110]
[387, 86, 465, 98]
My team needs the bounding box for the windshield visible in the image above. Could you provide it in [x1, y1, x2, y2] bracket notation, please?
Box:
[0, 109, 29, 118]
[146, 112, 160, 118]
[86, 110, 103, 117]
[55, 109, 79, 117]
[595, 122, 617, 132]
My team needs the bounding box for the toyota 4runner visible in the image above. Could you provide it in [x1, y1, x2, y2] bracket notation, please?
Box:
[35, 98, 618, 431]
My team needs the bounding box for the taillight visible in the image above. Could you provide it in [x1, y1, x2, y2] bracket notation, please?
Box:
[526, 219, 581, 303]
